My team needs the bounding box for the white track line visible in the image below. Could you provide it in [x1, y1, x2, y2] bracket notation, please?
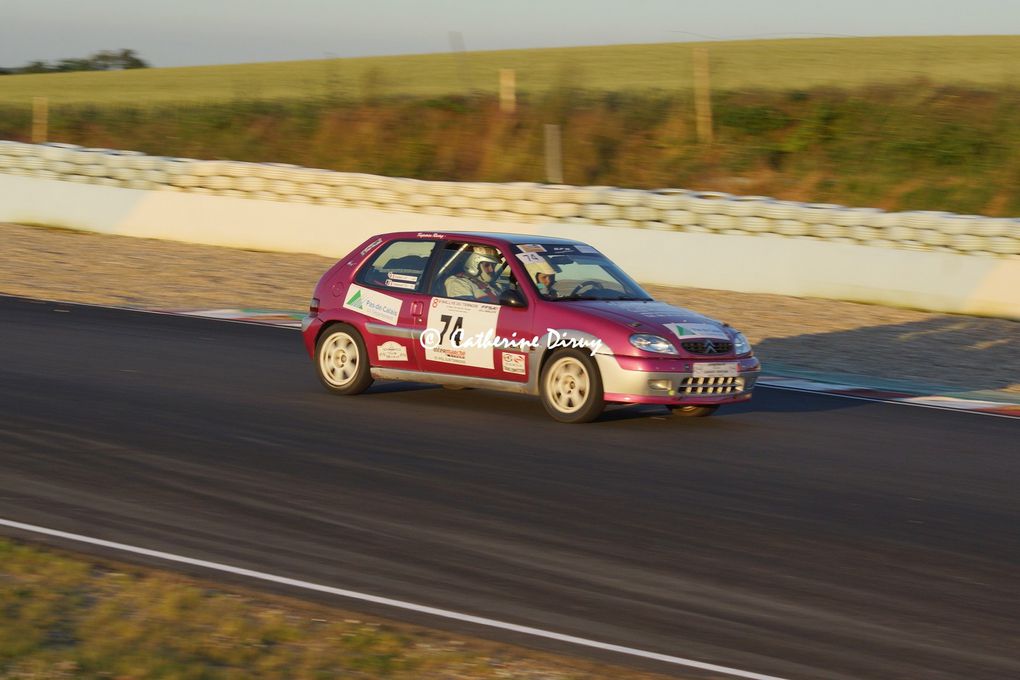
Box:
[0, 517, 790, 680]
[758, 382, 1018, 420]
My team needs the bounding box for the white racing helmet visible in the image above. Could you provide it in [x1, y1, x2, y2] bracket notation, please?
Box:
[463, 248, 500, 282]
[525, 259, 557, 279]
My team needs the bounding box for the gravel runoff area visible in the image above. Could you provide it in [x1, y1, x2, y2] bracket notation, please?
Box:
[1, 222, 1018, 400]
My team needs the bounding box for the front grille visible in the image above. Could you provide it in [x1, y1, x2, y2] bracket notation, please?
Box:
[681, 340, 733, 355]
[680, 376, 744, 395]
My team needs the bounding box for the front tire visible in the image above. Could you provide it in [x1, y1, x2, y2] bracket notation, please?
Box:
[315, 324, 373, 395]
[540, 349, 604, 423]
[669, 405, 719, 418]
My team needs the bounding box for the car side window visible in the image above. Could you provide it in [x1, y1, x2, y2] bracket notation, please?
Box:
[356, 240, 436, 293]
[428, 242, 519, 302]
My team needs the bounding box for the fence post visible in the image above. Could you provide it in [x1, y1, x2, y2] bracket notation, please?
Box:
[32, 97, 49, 143]
[693, 47, 713, 144]
[544, 123, 563, 184]
[448, 31, 474, 93]
[499, 69, 516, 114]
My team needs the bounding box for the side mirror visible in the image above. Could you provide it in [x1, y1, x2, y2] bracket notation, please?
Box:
[499, 289, 527, 308]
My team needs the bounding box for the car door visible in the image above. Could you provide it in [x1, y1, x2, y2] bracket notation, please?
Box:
[414, 240, 533, 382]
[349, 238, 438, 371]
[490, 250, 536, 384]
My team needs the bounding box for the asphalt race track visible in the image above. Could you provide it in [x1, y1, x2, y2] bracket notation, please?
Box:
[1, 295, 1017, 680]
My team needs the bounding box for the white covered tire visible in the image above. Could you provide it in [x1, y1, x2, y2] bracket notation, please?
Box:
[540, 350, 604, 423]
[316, 324, 373, 395]
[670, 405, 719, 418]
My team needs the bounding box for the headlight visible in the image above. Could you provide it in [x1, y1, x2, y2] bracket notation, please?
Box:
[630, 334, 678, 355]
[732, 331, 751, 355]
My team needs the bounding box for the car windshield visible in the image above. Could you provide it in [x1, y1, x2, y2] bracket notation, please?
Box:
[515, 244, 653, 301]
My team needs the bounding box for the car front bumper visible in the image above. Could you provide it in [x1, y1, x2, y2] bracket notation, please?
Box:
[596, 353, 761, 405]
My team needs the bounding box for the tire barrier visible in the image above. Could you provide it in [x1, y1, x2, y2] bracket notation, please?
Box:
[0, 140, 1017, 259]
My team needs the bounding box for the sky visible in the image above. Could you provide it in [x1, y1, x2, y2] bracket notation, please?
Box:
[2, 0, 1018, 68]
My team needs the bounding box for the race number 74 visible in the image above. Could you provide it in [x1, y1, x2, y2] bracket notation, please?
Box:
[439, 314, 465, 345]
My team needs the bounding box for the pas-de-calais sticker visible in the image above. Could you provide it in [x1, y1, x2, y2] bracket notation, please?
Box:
[343, 284, 401, 325]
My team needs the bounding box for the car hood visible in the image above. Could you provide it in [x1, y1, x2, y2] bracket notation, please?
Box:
[564, 300, 733, 340]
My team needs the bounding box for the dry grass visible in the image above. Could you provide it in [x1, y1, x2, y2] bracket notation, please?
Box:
[0, 538, 674, 680]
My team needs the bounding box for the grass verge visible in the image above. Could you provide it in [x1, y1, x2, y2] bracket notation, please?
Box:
[0, 537, 673, 679]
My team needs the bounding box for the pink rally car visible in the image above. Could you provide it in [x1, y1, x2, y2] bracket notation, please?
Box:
[302, 231, 761, 423]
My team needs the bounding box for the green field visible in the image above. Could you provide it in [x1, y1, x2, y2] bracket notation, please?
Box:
[2, 36, 1020, 104]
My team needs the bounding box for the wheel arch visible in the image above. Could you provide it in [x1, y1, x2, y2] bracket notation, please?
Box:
[531, 328, 610, 390]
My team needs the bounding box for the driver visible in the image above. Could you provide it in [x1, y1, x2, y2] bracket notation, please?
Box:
[535, 271, 557, 298]
[445, 246, 504, 302]
[525, 259, 558, 299]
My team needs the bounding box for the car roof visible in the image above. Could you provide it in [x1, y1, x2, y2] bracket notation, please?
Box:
[380, 231, 585, 246]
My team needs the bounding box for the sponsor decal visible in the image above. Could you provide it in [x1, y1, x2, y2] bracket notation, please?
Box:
[665, 322, 729, 340]
[377, 341, 408, 362]
[639, 311, 683, 318]
[359, 238, 383, 256]
[387, 272, 418, 282]
[343, 284, 401, 325]
[384, 279, 416, 290]
[692, 362, 738, 377]
[575, 244, 600, 254]
[422, 298, 501, 368]
[516, 252, 546, 266]
[517, 244, 546, 253]
[417, 232, 445, 239]
[501, 352, 527, 375]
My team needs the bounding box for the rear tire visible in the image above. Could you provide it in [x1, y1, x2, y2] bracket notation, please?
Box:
[669, 405, 719, 418]
[315, 324, 373, 395]
[540, 349, 604, 423]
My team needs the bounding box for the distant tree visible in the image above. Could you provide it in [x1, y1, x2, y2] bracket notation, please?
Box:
[87, 49, 149, 70]
[118, 49, 149, 69]
[6, 50, 150, 74]
[90, 50, 120, 70]
[56, 58, 97, 72]
[21, 60, 51, 74]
